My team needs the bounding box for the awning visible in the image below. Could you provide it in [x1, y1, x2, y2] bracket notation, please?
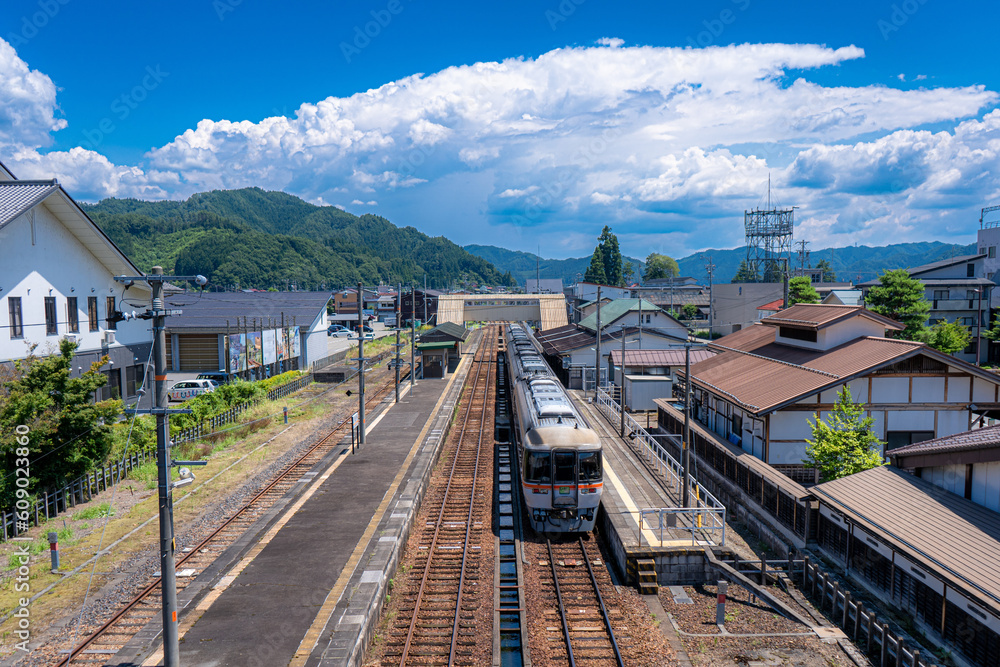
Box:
[416, 341, 455, 350]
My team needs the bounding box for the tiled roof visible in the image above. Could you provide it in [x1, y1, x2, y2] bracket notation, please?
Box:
[163, 292, 332, 331]
[760, 304, 902, 331]
[0, 180, 60, 228]
[813, 466, 1000, 607]
[888, 425, 1000, 468]
[578, 298, 664, 332]
[609, 348, 716, 367]
[757, 299, 784, 311]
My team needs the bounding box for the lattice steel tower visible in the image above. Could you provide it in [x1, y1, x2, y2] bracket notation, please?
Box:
[744, 187, 793, 283]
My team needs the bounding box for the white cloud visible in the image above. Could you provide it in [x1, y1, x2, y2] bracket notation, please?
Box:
[2, 39, 999, 257]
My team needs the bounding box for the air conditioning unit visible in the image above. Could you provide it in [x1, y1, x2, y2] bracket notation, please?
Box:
[103, 330, 116, 346]
[64, 334, 80, 345]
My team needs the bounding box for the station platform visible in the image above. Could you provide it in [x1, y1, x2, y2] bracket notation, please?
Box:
[116, 333, 481, 667]
[569, 391, 732, 587]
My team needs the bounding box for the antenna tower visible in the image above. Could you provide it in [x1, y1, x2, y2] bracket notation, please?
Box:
[745, 176, 794, 282]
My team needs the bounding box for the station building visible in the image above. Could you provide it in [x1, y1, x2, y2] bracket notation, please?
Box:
[676, 303, 1000, 483]
[414, 322, 469, 378]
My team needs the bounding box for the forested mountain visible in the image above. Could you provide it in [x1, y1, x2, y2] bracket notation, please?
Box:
[467, 241, 978, 286]
[83, 189, 515, 290]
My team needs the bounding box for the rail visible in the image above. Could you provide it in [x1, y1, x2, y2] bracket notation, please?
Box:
[595, 386, 727, 546]
[639, 507, 726, 547]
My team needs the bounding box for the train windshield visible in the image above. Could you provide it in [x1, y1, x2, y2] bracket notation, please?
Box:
[524, 451, 551, 483]
[578, 451, 602, 482]
[553, 452, 575, 484]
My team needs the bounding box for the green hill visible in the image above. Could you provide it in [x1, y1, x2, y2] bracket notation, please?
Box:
[83, 189, 515, 290]
[464, 244, 643, 287]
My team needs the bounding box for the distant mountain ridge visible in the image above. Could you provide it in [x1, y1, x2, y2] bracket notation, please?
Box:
[83, 188, 514, 290]
[466, 242, 979, 286]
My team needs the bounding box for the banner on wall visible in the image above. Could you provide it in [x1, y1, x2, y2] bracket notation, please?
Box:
[246, 332, 262, 369]
[288, 326, 301, 358]
[228, 333, 246, 373]
[263, 329, 277, 365]
[276, 328, 288, 363]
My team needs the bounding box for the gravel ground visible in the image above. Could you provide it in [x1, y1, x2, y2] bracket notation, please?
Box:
[662, 582, 856, 666]
[0, 371, 390, 666]
[521, 535, 675, 667]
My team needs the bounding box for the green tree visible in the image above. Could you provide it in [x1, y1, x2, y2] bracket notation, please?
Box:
[916, 320, 972, 355]
[815, 259, 837, 282]
[643, 253, 680, 281]
[0, 340, 120, 507]
[732, 259, 759, 283]
[598, 226, 624, 286]
[584, 250, 607, 284]
[803, 386, 885, 482]
[682, 303, 699, 320]
[623, 260, 635, 285]
[864, 269, 930, 339]
[788, 276, 820, 305]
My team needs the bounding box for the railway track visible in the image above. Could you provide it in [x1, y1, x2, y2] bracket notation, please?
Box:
[382, 326, 496, 666]
[57, 363, 405, 666]
[543, 537, 625, 667]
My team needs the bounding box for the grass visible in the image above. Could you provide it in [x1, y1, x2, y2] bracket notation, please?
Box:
[4, 527, 74, 570]
[72, 502, 114, 521]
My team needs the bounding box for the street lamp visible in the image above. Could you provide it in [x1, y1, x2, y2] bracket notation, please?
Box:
[681, 338, 710, 508]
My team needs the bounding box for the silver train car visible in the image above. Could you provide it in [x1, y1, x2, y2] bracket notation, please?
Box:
[504, 324, 603, 533]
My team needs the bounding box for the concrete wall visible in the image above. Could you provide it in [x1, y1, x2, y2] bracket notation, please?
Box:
[712, 283, 784, 335]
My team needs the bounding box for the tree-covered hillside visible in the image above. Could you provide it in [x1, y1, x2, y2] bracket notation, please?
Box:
[465, 244, 643, 287]
[83, 189, 515, 290]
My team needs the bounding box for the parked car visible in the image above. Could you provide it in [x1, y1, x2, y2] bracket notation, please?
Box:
[168, 378, 217, 402]
[349, 330, 375, 341]
[196, 371, 230, 385]
[328, 325, 351, 337]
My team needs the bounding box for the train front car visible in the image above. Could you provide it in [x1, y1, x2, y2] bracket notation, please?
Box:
[506, 325, 603, 533]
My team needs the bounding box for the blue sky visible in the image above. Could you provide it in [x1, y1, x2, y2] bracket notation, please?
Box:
[2, 0, 999, 259]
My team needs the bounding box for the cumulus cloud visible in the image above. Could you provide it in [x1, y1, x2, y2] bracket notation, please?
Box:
[2, 38, 999, 255]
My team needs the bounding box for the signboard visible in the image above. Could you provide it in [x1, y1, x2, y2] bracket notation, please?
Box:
[276, 328, 287, 363]
[228, 333, 246, 373]
[246, 332, 262, 369]
[263, 329, 277, 365]
[464, 299, 539, 307]
[288, 326, 301, 358]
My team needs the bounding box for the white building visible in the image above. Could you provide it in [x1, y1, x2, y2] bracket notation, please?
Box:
[0, 162, 153, 405]
[679, 303, 1000, 483]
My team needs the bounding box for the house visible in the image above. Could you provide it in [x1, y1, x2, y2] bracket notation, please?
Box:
[608, 348, 715, 411]
[162, 291, 332, 377]
[676, 303, 1000, 482]
[576, 296, 611, 321]
[977, 216, 1000, 310]
[889, 426, 1000, 513]
[576, 298, 688, 339]
[0, 163, 153, 406]
[415, 321, 469, 378]
[709, 283, 784, 336]
[525, 278, 564, 294]
[859, 253, 994, 364]
[401, 288, 443, 325]
[756, 298, 784, 319]
[821, 289, 863, 306]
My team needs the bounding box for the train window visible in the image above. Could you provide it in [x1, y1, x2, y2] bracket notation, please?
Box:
[524, 451, 551, 483]
[579, 452, 602, 482]
[553, 452, 575, 484]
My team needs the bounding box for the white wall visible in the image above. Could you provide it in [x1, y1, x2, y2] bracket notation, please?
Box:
[920, 464, 966, 497]
[0, 203, 148, 363]
[971, 461, 1000, 512]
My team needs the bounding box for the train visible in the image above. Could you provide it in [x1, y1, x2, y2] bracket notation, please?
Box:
[502, 323, 603, 533]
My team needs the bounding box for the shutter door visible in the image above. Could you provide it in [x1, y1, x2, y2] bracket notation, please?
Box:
[178, 334, 220, 371]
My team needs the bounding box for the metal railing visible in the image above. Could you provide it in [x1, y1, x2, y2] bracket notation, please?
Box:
[639, 507, 726, 547]
[594, 387, 726, 546]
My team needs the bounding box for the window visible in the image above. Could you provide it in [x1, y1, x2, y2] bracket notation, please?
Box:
[67, 297, 79, 333]
[731, 413, 743, 438]
[125, 364, 144, 397]
[578, 452, 602, 482]
[43, 297, 58, 335]
[8, 297, 23, 338]
[933, 290, 949, 301]
[778, 326, 817, 343]
[990, 246, 997, 259]
[885, 431, 935, 451]
[965, 340, 978, 356]
[967, 263, 975, 277]
[968, 290, 980, 301]
[644, 313, 652, 324]
[98, 368, 121, 401]
[958, 317, 974, 326]
[106, 296, 117, 330]
[553, 452, 575, 484]
[524, 450, 551, 483]
[88, 297, 99, 331]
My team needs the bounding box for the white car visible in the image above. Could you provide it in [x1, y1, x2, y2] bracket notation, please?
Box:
[168, 379, 217, 402]
[349, 331, 375, 341]
[328, 325, 351, 337]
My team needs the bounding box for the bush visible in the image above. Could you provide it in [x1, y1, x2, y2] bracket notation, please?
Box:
[169, 381, 264, 434]
[258, 371, 303, 394]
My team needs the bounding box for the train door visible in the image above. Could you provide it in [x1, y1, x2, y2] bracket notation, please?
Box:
[551, 450, 578, 508]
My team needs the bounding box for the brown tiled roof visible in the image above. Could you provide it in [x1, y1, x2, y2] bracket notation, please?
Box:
[760, 304, 903, 331]
[609, 348, 715, 367]
[757, 298, 784, 311]
[813, 466, 1000, 607]
[889, 425, 1000, 468]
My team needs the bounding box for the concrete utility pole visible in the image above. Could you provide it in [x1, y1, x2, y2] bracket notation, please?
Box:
[113, 266, 206, 667]
[423, 274, 428, 325]
[357, 281, 366, 446]
[796, 239, 810, 275]
[620, 325, 627, 438]
[594, 285, 602, 397]
[706, 257, 715, 338]
[395, 282, 401, 402]
[682, 340, 693, 509]
[410, 284, 417, 387]
[781, 258, 790, 309]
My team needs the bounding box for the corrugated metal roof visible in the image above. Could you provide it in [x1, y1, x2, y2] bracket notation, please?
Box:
[0, 180, 60, 228]
[813, 466, 1000, 607]
[578, 298, 662, 332]
[424, 321, 470, 341]
[609, 348, 716, 367]
[760, 304, 902, 331]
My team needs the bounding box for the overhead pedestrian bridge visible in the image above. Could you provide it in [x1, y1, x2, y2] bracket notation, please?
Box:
[436, 293, 568, 329]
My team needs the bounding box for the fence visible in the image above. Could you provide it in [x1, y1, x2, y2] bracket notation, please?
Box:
[639, 507, 726, 547]
[594, 387, 727, 546]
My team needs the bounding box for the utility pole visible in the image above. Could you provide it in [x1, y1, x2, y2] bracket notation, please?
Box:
[594, 286, 602, 397]
[620, 325, 627, 438]
[706, 257, 715, 338]
[682, 340, 692, 508]
[423, 274, 427, 325]
[796, 240, 810, 276]
[410, 284, 417, 386]
[113, 267, 205, 667]
[357, 281, 366, 446]
[782, 258, 790, 309]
